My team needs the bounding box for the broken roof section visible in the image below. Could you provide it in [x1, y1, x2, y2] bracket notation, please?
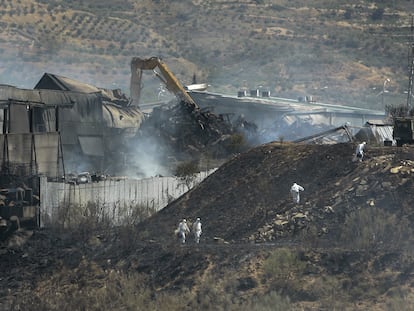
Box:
[34, 73, 144, 132]
[0, 84, 76, 108]
[294, 125, 355, 144]
[35, 73, 130, 106]
[103, 103, 143, 132]
[35, 73, 101, 93]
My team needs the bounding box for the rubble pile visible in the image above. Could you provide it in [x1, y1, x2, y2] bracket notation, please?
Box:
[136, 101, 250, 161]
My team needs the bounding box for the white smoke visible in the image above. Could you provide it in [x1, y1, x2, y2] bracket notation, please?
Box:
[129, 136, 172, 178]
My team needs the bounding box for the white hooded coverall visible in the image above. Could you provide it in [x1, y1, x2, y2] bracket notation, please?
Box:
[290, 183, 304, 204]
[355, 142, 366, 162]
[193, 219, 202, 244]
[178, 220, 190, 243]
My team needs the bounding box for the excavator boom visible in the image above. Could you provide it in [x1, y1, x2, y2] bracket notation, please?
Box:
[130, 57, 199, 110]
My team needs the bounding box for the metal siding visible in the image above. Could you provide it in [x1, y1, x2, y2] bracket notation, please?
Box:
[78, 136, 104, 156]
[375, 125, 394, 142]
[9, 104, 30, 133]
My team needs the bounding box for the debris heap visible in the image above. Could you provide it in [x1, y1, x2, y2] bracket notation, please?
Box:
[136, 101, 249, 161]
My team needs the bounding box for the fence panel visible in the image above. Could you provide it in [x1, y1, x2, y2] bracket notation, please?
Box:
[40, 169, 216, 227]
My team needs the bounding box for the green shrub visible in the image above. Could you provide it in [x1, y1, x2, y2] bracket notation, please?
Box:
[228, 133, 247, 153]
[339, 207, 412, 250]
[193, 273, 237, 311]
[175, 161, 199, 190]
[263, 248, 306, 279]
[386, 288, 414, 311]
[371, 8, 384, 21]
[239, 291, 292, 311]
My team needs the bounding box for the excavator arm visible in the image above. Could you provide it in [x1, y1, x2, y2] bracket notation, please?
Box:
[130, 56, 199, 110]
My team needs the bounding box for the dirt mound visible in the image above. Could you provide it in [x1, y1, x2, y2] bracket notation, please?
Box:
[138, 142, 414, 245]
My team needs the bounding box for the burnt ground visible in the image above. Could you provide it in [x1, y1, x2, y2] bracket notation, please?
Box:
[2, 142, 414, 310]
[139, 142, 414, 244]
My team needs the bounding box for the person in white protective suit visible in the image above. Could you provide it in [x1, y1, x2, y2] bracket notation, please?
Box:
[354, 141, 366, 162]
[290, 182, 304, 204]
[192, 218, 202, 244]
[177, 219, 190, 244]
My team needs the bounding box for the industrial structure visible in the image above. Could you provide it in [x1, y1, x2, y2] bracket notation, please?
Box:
[0, 76, 144, 234]
[0, 79, 143, 180]
[0, 56, 390, 235]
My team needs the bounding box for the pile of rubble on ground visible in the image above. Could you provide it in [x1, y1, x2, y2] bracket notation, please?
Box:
[135, 100, 252, 161]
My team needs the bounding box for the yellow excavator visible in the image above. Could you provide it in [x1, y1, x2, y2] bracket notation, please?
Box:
[130, 56, 199, 111]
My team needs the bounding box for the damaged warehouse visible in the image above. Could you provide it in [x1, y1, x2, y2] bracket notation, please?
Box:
[0, 65, 248, 233]
[0, 56, 390, 235]
[0, 80, 146, 234]
[0, 64, 249, 181]
[0, 83, 144, 178]
[34, 73, 145, 175]
[33, 71, 246, 177]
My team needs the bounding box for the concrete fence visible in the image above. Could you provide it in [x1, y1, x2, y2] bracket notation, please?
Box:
[40, 169, 216, 227]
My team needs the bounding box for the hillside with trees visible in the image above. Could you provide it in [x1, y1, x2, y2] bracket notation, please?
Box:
[0, 0, 413, 108]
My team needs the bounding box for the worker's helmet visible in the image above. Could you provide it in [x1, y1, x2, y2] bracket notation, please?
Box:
[362, 141, 366, 144]
[197, 218, 200, 221]
[183, 219, 186, 222]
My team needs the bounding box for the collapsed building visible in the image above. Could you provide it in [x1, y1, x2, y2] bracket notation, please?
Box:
[188, 91, 387, 144]
[0, 80, 143, 180]
[0, 56, 390, 235]
[0, 59, 248, 185]
[128, 56, 252, 174]
[0, 85, 101, 231]
[34, 73, 144, 175]
[0, 74, 147, 234]
[0, 74, 224, 233]
[0, 58, 251, 234]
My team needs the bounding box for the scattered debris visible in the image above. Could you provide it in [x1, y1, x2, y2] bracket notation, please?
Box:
[134, 100, 250, 162]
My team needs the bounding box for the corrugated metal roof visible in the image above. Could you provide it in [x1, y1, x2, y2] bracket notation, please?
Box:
[35, 73, 101, 93]
[365, 119, 393, 126]
[0, 85, 102, 108]
[364, 121, 394, 142]
[356, 123, 394, 144]
[373, 124, 394, 142]
[35, 73, 129, 105]
[191, 91, 387, 115]
[281, 112, 330, 127]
